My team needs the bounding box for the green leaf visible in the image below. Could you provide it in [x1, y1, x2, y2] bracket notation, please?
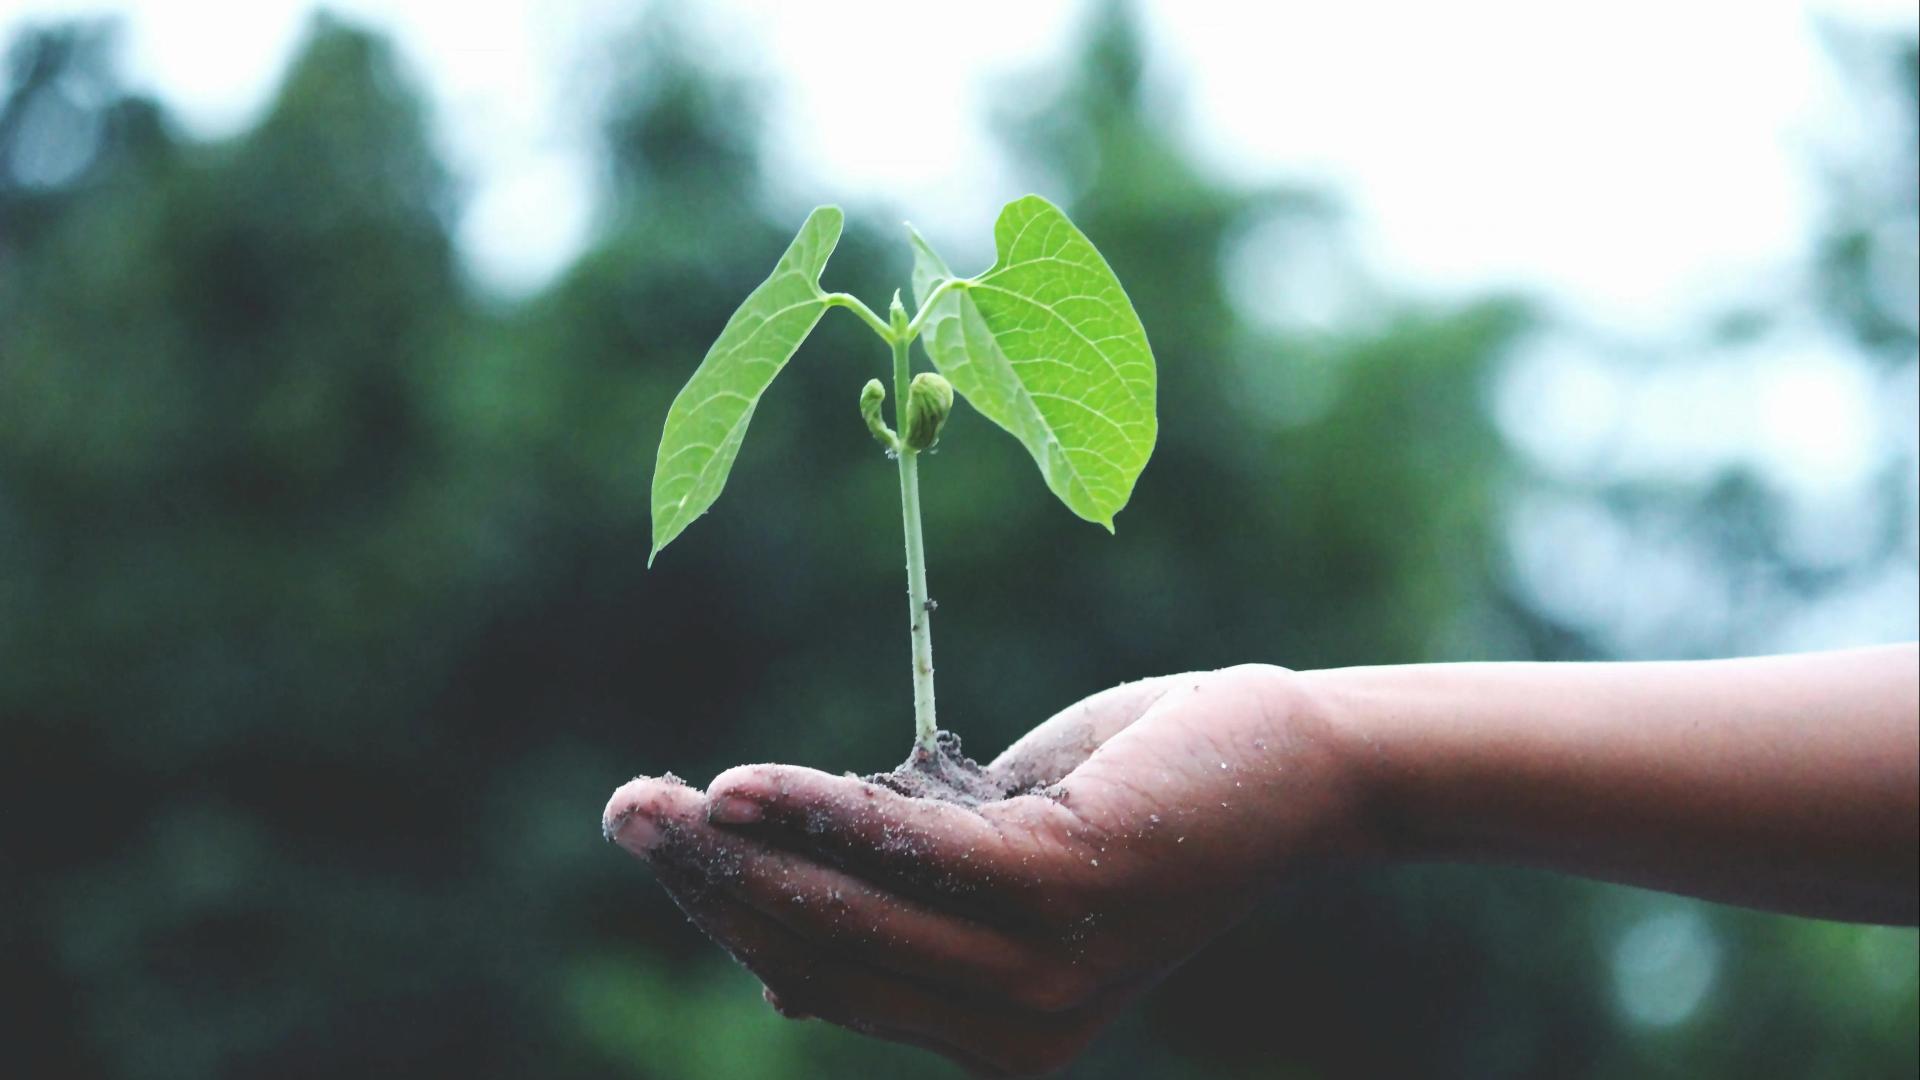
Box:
[649, 206, 843, 564]
[911, 195, 1156, 530]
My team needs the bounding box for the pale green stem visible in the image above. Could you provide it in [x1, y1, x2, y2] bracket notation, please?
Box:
[892, 331, 939, 755]
[900, 277, 967, 340]
[824, 292, 894, 342]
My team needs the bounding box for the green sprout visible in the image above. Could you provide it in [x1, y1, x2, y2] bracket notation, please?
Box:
[648, 196, 1157, 760]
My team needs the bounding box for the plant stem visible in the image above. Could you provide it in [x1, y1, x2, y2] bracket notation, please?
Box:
[900, 277, 966, 340]
[891, 331, 939, 757]
[824, 292, 893, 341]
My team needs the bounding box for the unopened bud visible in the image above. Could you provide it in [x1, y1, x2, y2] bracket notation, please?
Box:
[858, 378, 897, 450]
[903, 372, 954, 451]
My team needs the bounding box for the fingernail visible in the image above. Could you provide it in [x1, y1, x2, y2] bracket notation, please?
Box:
[709, 794, 763, 825]
[605, 806, 663, 854]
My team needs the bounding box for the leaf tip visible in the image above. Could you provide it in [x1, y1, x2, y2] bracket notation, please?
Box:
[1003, 192, 1059, 217]
[806, 204, 846, 240]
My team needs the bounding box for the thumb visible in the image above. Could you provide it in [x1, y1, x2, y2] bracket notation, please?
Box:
[986, 675, 1183, 792]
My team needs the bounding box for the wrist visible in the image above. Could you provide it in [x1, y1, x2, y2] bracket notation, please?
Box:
[1214, 664, 1396, 872]
[1290, 665, 1424, 863]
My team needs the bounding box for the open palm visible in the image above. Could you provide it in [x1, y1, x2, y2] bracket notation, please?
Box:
[603, 664, 1351, 1077]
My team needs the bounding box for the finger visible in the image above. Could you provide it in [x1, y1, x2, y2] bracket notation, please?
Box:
[762, 984, 809, 1020]
[647, 854, 1018, 1076]
[648, 835, 820, 982]
[603, 773, 701, 854]
[639, 778, 1090, 1009]
[987, 675, 1185, 791]
[705, 765, 1080, 908]
[639, 817, 1092, 1078]
[715, 851, 1074, 1006]
[611, 778, 1112, 1074]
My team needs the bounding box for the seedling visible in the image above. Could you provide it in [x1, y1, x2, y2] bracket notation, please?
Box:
[650, 196, 1156, 771]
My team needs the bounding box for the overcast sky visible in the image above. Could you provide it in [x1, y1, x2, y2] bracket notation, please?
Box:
[4, 0, 1913, 314]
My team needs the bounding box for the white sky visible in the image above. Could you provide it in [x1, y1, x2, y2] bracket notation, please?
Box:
[2, 0, 1913, 313]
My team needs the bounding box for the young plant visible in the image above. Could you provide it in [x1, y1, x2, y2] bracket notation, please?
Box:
[649, 195, 1156, 766]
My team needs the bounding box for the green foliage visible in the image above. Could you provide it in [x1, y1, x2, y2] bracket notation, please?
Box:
[0, 4, 1912, 1079]
[649, 192, 1159, 749]
[653, 194, 1157, 557]
[912, 196, 1157, 529]
[648, 206, 844, 563]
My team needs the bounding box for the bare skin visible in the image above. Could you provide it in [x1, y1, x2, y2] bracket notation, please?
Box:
[602, 644, 1919, 1077]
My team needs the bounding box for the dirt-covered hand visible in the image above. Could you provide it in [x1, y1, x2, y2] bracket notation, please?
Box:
[602, 665, 1362, 1077]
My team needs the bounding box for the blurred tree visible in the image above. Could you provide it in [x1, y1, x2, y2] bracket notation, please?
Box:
[0, 2, 1910, 1078]
[1, 15, 503, 1078]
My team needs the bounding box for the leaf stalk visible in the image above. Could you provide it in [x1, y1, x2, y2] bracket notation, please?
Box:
[824, 292, 894, 342]
[900, 277, 967, 340]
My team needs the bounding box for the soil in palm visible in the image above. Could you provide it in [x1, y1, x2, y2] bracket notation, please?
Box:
[866, 729, 1016, 807]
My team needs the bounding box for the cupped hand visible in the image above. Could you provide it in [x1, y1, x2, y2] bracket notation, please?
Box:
[602, 664, 1362, 1077]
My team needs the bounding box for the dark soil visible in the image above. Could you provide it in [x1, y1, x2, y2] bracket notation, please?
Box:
[866, 729, 1018, 807]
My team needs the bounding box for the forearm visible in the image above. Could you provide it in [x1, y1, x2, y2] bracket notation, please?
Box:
[1297, 645, 1919, 924]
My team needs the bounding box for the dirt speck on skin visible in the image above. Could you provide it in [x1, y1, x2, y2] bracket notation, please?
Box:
[866, 730, 1017, 807]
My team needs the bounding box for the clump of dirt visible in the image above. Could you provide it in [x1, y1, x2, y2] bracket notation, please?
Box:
[866, 729, 1016, 807]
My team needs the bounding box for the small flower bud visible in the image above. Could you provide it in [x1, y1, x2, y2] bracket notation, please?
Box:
[903, 372, 954, 451]
[858, 378, 897, 450]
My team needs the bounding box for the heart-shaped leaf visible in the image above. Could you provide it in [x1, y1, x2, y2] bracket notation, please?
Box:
[911, 196, 1156, 530]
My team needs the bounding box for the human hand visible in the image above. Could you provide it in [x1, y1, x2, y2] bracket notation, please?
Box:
[602, 664, 1361, 1077]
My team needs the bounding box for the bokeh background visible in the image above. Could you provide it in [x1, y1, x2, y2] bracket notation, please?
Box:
[2, 1, 1915, 1076]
